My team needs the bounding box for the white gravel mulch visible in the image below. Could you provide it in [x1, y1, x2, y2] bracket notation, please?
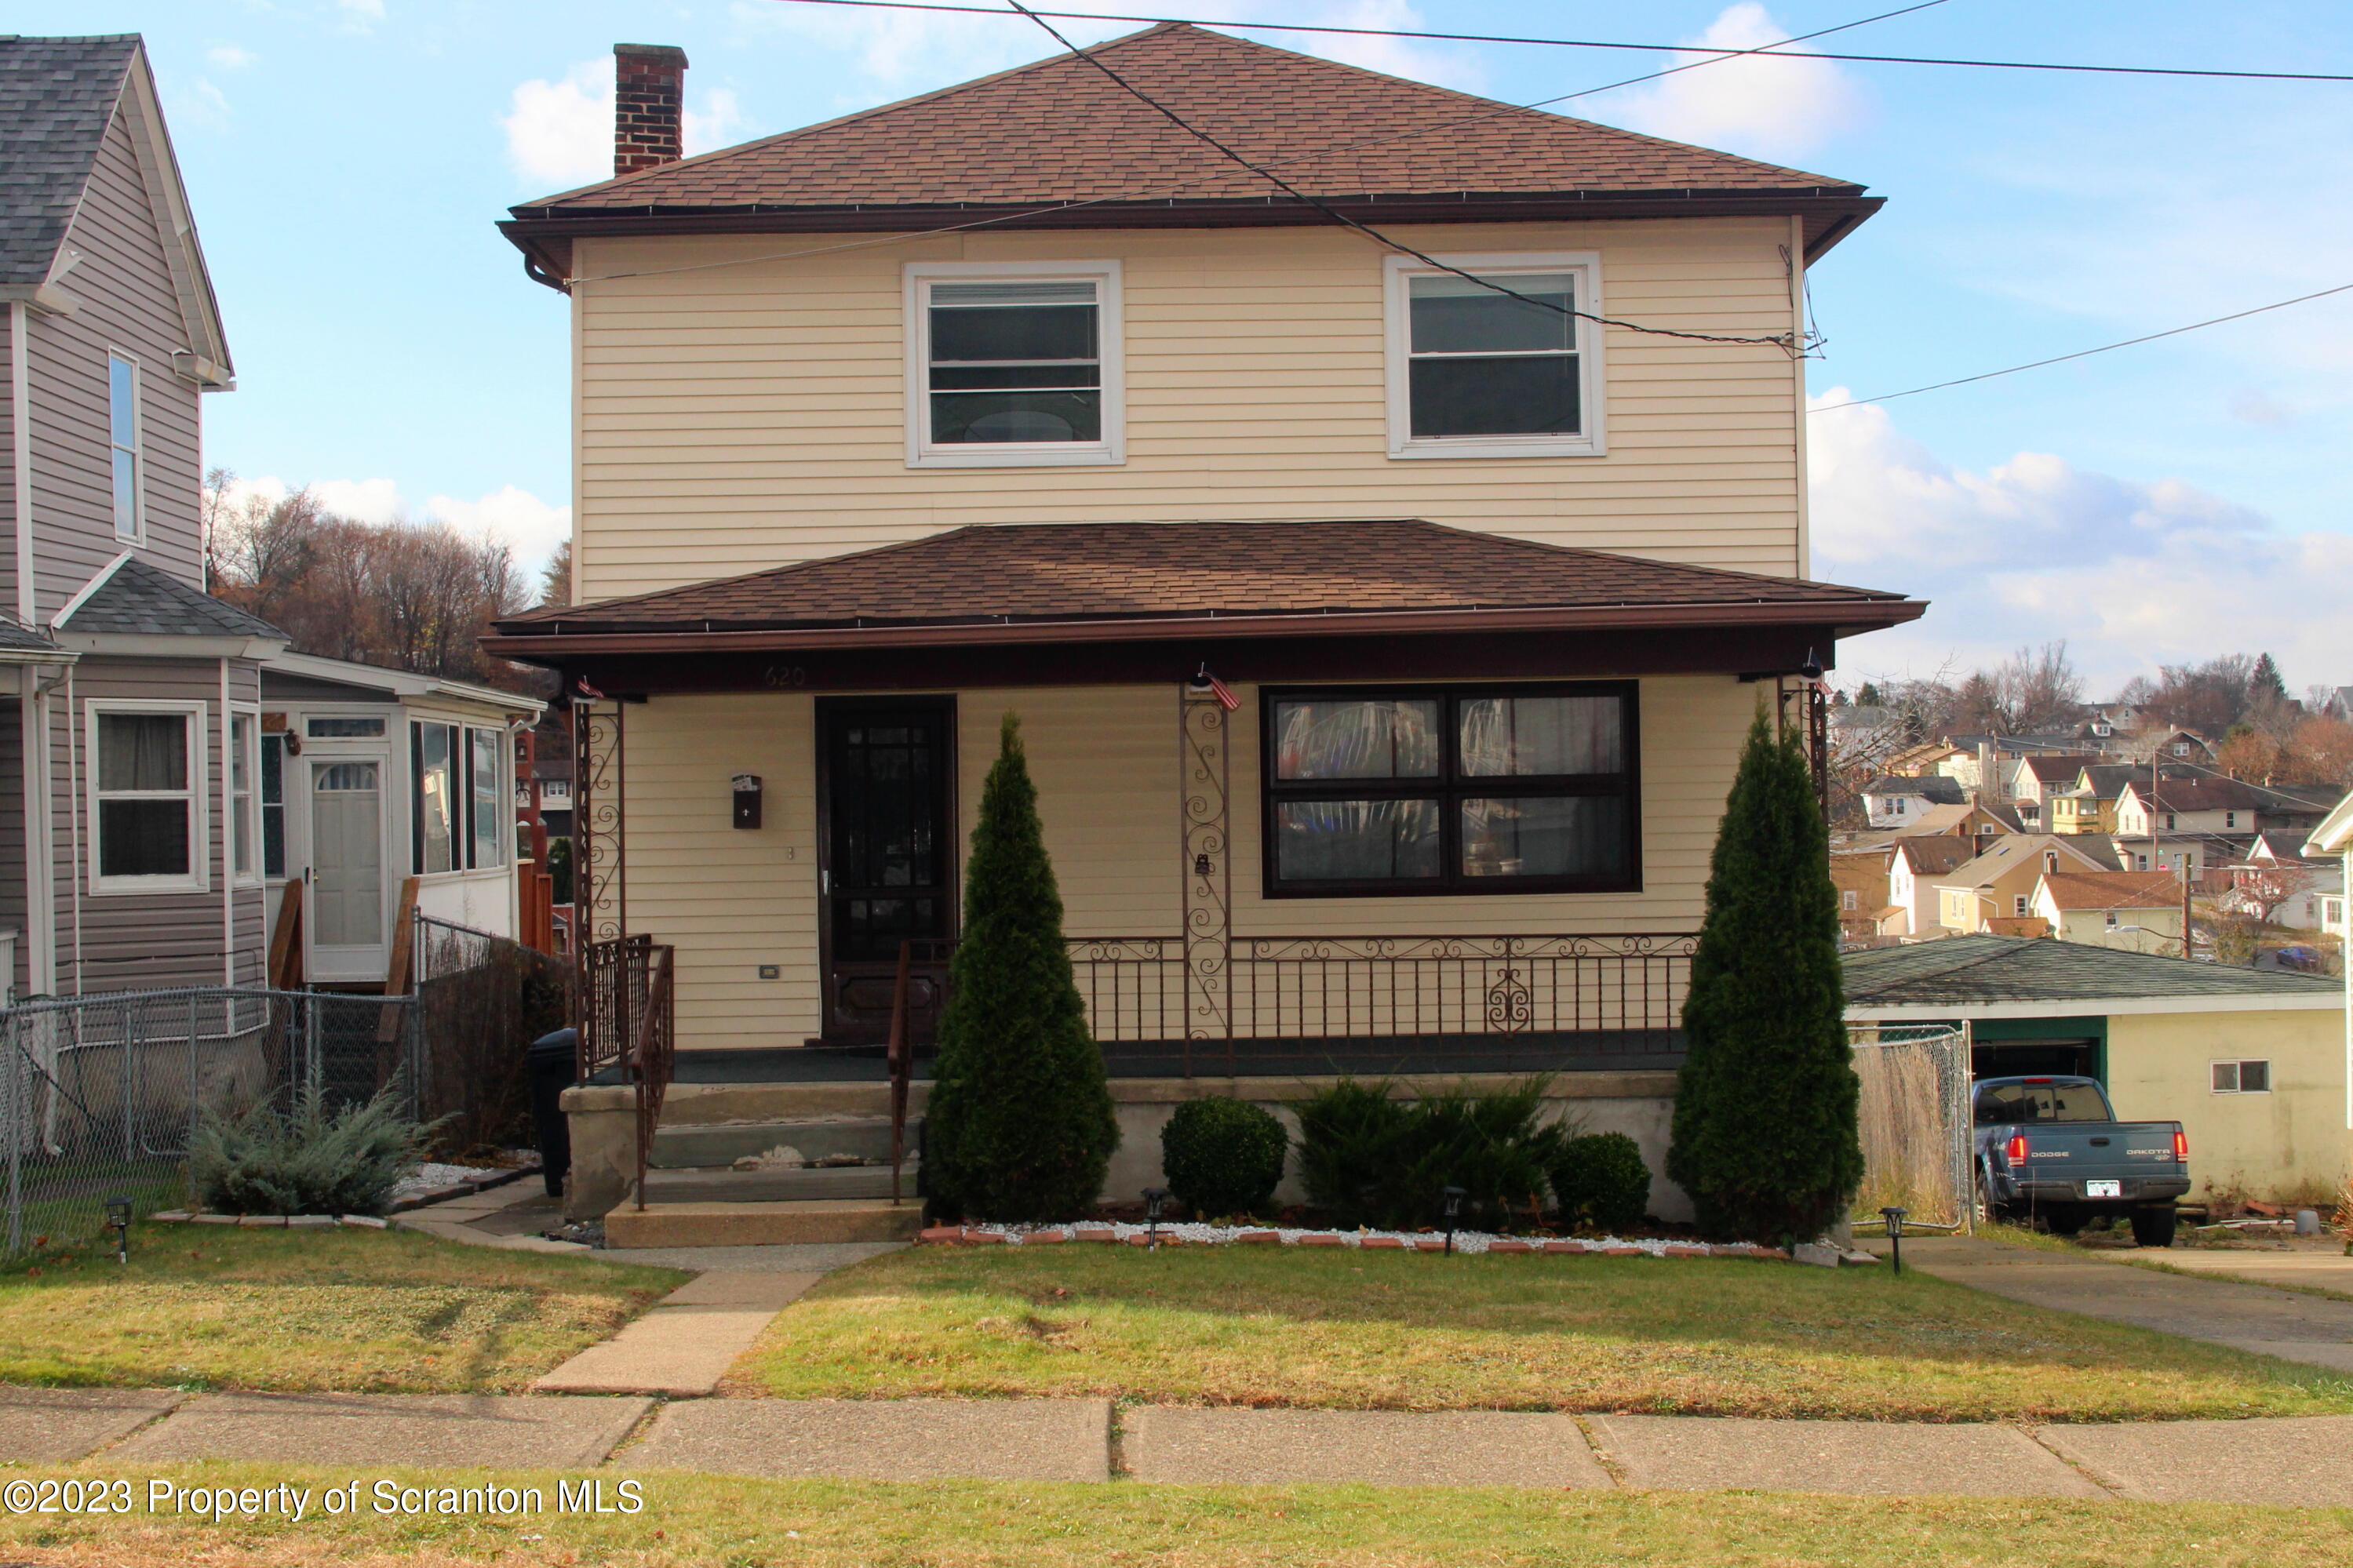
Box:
[950, 1219, 1775, 1256]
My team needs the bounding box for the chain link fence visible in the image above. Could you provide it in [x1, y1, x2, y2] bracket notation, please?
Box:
[1849, 1022, 1974, 1231]
[413, 914, 570, 1157]
[0, 988, 415, 1260]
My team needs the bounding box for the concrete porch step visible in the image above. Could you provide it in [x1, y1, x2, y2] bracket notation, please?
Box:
[603, 1199, 927, 1248]
[650, 1115, 912, 1170]
[642, 1162, 916, 1204]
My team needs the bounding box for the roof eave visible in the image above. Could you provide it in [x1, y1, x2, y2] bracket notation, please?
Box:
[499, 191, 1881, 289]
[483, 595, 1923, 664]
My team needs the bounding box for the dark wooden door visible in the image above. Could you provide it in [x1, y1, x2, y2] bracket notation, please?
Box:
[820, 701, 954, 1041]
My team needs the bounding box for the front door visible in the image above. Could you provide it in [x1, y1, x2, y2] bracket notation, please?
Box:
[308, 759, 386, 980]
[821, 701, 953, 1041]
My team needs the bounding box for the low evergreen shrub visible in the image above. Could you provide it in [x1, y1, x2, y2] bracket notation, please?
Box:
[1160, 1097, 1288, 1219]
[1293, 1077, 1564, 1231]
[190, 1085, 435, 1217]
[1550, 1131, 1652, 1234]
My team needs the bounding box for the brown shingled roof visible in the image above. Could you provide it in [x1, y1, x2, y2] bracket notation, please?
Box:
[503, 24, 1878, 275]
[489, 518, 1919, 653]
[2038, 871, 2189, 912]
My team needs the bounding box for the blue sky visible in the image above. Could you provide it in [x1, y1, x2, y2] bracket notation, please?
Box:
[26, 0, 2352, 696]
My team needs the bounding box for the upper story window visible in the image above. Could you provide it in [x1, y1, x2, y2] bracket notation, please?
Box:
[905, 262, 1124, 468]
[1262, 683, 1638, 897]
[107, 351, 142, 542]
[89, 702, 206, 893]
[1385, 253, 1604, 460]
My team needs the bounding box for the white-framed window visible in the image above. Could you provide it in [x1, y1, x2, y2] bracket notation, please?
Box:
[1841, 889, 1859, 911]
[2013, 894, 2029, 918]
[308, 715, 386, 739]
[2210, 1059, 2271, 1094]
[904, 260, 1124, 468]
[228, 710, 261, 885]
[260, 728, 286, 879]
[1384, 251, 1604, 460]
[2224, 811, 2237, 828]
[467, 726, 504, 870]
[88, 700, 206, 893]
[413, 720, 457, 874]
[107, 350, 143, 542]
[2103, 910, 2119, 927]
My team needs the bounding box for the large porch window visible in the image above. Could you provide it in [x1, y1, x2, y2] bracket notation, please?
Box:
[1262, 684, 1638, 896]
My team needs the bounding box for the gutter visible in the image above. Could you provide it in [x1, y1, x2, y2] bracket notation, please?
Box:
[485, 597, 1925, 659]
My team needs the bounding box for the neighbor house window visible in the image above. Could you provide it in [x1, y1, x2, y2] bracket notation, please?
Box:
[2211, 1060, 2271, 1093]
[1386, 253, 1602, 459]
[90, 703, 205, 892]
[229, 712, 260, 882]
[413, 721, 457, 874]
[2014, 894, 2029, 917]
[260, 731, 286, 879]
[467, 727, 503, 870]
[905, 263, 1123, 467]
[1262, 684, 1637, 896]
[2104, 911, 2119, 927]
[1841, 890, 1859, 911]
[107, 351, 142, 541]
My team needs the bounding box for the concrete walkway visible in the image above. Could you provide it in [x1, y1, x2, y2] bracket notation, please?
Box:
[534, 1271, 819, 1397]
[12, 1391, 2353, 1506]
[1892, 1235, 2353, 1373]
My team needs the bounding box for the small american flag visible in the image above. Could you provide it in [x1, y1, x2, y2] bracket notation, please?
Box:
[1193, 666, 1239, 711]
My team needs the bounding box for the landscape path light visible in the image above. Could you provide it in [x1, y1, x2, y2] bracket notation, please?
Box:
[1143, 1187, 1168, 1250]
[105, 1195, 133, 1264]
[1441, 1186, 1466, 1255]
[1881, 1206, 1908, 1275]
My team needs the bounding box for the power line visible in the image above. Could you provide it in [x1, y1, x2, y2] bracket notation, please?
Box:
[573, 0, 1939, 289]
[1807, 282, 2353, 411]
[981, 0, 1811, 350]
[779, 0, 2353, 83]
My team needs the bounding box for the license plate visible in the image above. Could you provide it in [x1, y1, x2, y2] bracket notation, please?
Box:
[2085, 1180, 2122, 1198]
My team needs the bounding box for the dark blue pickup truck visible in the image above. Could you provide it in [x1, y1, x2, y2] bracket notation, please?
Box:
[1972, 1075, 2189, 1247]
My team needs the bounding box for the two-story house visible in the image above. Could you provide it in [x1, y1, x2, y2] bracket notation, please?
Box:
[1859, 773, 1965, 830]
[1930, 835, 2121, 937]
[0, 35, 539, 1000]
[484, 29, 1925, 1220]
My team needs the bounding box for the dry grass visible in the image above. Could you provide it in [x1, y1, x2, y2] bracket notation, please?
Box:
[0, 1464, 2347, 1567]
[731, 1243, 2353, 1422]
[0, 1224, 684, 1393]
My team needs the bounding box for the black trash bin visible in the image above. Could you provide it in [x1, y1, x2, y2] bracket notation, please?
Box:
[526, 1028, 579, 1198]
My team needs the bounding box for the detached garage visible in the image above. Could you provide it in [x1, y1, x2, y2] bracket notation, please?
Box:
[1843, 936, 2348, 1207]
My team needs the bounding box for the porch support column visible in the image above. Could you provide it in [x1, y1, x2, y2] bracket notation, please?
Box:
[1179, 682, 1233, 1075]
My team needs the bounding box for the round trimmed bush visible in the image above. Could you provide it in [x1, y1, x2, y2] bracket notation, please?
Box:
[1161, 1097, 1288, 1220]
[1550, 1132, 1651, 1234]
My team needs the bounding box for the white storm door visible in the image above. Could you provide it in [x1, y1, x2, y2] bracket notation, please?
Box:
[308, 759, 386, 979]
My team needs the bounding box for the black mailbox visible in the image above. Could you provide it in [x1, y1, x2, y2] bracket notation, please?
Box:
[731, 773, 763, 829]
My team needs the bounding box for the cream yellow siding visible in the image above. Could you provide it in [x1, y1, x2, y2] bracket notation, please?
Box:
[616, 673, 1752, 1050]
[570, 217, 1806, 603]
[2105, 1008, 2351, 1203]
[2050, 907, 2183, 955]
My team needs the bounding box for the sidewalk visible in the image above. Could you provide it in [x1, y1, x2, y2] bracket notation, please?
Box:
[7, 1390, 2351, 1506]
[1887, 1235, 2353, 1373]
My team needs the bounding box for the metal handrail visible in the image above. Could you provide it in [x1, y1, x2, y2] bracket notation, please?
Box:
[887, 941, 914, 1206]
[629, 943, 675, 1213]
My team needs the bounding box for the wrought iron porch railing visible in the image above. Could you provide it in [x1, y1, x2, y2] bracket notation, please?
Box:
[577, 934, 676, 1211]
[888, 933, 1698, 1081]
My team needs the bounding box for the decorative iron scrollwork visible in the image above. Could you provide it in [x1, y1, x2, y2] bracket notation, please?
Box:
[573, 699, 626, 948]
[1179, 686, 1233, 1069]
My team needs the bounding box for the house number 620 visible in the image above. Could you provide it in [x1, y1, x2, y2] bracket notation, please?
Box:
[761, 666, 808, 689]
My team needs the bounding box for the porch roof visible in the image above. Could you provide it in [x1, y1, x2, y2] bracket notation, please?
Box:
[487, 518, 1921, 660]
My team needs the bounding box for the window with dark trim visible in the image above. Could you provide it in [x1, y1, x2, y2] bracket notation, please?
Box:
[1261, 683, 1639, 897]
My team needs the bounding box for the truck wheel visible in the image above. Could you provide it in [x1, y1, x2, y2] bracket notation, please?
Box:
[2129, 1205, 2177, 1249]
[2042, 1204, 2088, 1236]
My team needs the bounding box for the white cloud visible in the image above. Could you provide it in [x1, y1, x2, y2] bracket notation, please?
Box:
[335, 0, 384, 24]
[169, 78, 234, 133]
[1274, 1, 1483, 93]
[1808, 391, 2353, 693]
[504, 58, 750, 188]
[2227, 387, 2294, 427]
[1602, 3, 1865, 163]
[214, 475, 570, 574]
[206, 45, 254, 71]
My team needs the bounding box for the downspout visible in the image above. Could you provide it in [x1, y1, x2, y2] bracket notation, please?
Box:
[8, 300, 32, 624]
[65, 664, 78, 994]
[20, 664, 66, 998]
[220, 658, 233, 986]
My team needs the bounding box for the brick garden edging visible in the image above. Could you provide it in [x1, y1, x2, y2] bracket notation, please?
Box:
[148, 1212, 393, 1229]
[917, 1221, 1786, 1260]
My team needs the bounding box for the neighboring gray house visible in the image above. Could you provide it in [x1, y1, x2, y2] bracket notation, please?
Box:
[0, 34, 282, 999]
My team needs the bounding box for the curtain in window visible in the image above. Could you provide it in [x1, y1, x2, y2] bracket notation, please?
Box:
[98, 713, 185, 791]
[1273, 699, 1440, 780]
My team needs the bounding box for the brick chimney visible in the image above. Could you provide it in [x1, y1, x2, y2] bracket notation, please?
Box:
[613, 43, 688, 176]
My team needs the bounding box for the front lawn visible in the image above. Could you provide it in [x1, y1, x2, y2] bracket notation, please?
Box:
[0, 1464, 2346, 1567]
[732, 1244, 2353, 1421]
[0, 1224, 685, 1394]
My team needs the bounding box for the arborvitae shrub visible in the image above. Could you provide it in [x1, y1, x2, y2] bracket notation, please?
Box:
[923, 714, 1119, 1222]
[1160, 1097, 1288, 1219]
[1666, 709, 1861, 1245]
[1550, 1131, 1652, 1234]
